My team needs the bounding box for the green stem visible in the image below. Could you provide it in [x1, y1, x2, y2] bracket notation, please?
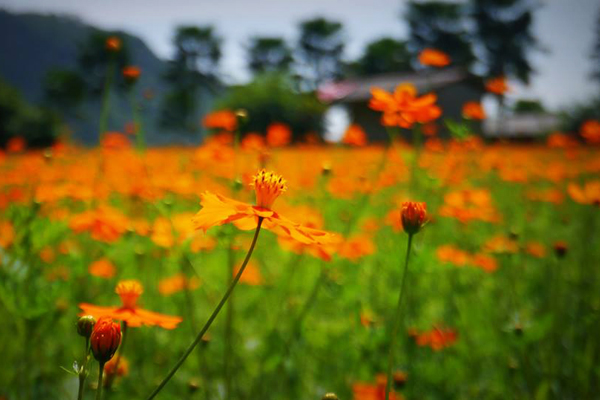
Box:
[98, 58, 115, 141]
[224, 237, 236, 400]
[384, 234, 413, 400]
[129, 88, 145, 152]
[77, 338, 90, 400]
[96, 362, 105, 400]
[145, 217, 264, 400]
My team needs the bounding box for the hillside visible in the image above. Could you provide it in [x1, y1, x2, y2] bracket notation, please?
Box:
[0, 9, 201, 145]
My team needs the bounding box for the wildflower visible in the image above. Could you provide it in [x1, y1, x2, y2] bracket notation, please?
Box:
[101, 132, 131, 150]
[485, 76, 510, 95]
[0, 221, 15, 248]
[234, 260, 263, 285]
[413, 326, 458, 351]
[80, 280, 183, 329]
[89, 258, 117, 279]
[69, 207, 129, 243]
[158, 274, 200, 296]
[192, 170, 338, 246]
[400, 202, 427, 235]
[553, 241, 568, 258]
[104, 356, 129, 382]
[91, 317, 121, 363]
[342, 124, 368, 147]
[568, 181, 600, 205]
[369, 83, 442, 129]
[6, 137, 26, 153]
[462, 101, 486, 120]
[105, 36, 122, 52]
[418, 48, 451, 67]
[338, 234, 376, 262]
[525, 242, 546, 258]
[122, 66, 141, 83]
[266, 122, 292, 147]
[580, 120, 600, 144]
[352, 375, 401, 400]
[203, 110, 237, 132]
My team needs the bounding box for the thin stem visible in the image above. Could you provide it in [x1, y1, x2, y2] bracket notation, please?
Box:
[99, 58, 115, 141]
[77, 338, 90, 400]
[384, 233, 413, 400]
[145, 217, 264, 400]
[96, 362, 105, 400]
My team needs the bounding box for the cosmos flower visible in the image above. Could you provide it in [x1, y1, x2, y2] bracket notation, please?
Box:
[192, 170, 339, 246]
[462, 101, 486, 120]
[266, 122, 292, 147]
[342, 124, 368, 147]
[485, 76, 510, 95]
[80, 280, 183, 329]
[91, 317, 121, 363]
[369, 84, 442, 129]
[418, 48, 451, 67]
[202, 110, 237, 132]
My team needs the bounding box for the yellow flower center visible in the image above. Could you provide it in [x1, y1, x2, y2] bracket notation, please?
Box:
[116, 280, 144, 309]
[251, 169, 287, 209]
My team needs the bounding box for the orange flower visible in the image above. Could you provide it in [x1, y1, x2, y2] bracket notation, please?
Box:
[234, 260, 263, 285]
[485, 76, 510, 95]
[414, 326, 458, 351]
[342, 124, 368, 147]
[158, 274, 200, 296]
[89, 258, 117, 279]
[104, 355, 129, 379]
[266, 122, 292, 147]
[568, 181, 600, 205]
[192, 170, 339, 246]
[91, 317, 121, 363]
[105, 36, 122, 52]
[101, 132, 130, 150]
[0, 221, 15, 248]
[122, 65, 141, 82]
[338, 234, 376, 262]
[203, 110, 237, 132]
[462, 101, 486, 120]
[547, 132, 578, 148]
[525, 242, 546, 258]
[352, 375, 401, 400]
[401, 202, 427, 235]
[69, 207, 129, 243]
[580, 120, 600, 144]
[6, 137, 26, 153]
[483, 235, 518, 254]
[369, 84, 442, 129]
[418, 48, 451, 67]
[241, 133, 266, 151]
[80, 280, 183, 329]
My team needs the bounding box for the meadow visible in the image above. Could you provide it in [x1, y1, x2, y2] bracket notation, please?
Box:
[1, 124, 600, 400]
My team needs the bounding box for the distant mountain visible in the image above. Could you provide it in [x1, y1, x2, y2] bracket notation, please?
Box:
[0, 9, 202, 145]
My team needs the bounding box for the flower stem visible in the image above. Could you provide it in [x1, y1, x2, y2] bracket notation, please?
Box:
[384, 233, 413, 400]
[77, 338, 90, 400]
[145, 217, 264, 400]
[99, 57, 115, 142]
[96, 362, 105, 400]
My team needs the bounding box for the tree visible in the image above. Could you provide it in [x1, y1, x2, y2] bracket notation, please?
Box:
[406, 1, 475, 68]
[160, 26, 222, 132]
[351, 37, 412, 76]
[297, 17, 345, 89]
[247, 37, 293, 75]
[592, 5, 600, 81]
[513, 99, 545, 114]
[471, 0, 539, 84]
[43, 69, 86, 115]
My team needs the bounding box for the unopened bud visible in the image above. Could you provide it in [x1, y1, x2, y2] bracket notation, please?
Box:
[401, 201, 427, 235]
[91, 317, 121, 363]
[77, 315, 96, 339]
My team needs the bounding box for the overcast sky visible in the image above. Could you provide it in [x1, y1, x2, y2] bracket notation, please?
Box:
[1, 0, 599, 110]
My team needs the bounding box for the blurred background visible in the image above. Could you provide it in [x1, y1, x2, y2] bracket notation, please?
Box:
[0, 0, 599, 147]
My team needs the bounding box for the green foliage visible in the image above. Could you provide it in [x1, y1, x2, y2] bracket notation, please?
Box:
[247, 37, 293, 75]
[350, 37, 412, 76]
[297, 17, 345, 89]
[471, 0, 540, 84]
[559, 95, 600, 132]
[0, 78, 61, 148]
[43, 69, 87, 111]
[513, 99, 546, 114]
[160, 25, 222, 133]
[215, 73, 326, 140]
[406, 1, 475, 68]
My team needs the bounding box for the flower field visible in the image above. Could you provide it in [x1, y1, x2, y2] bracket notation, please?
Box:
[1, 133, 600, 399]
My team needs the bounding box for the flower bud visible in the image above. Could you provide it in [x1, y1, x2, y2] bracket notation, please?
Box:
[400, 201, 427, 235]
[77, 315, 96, 338]
[91, 317, 121, 363]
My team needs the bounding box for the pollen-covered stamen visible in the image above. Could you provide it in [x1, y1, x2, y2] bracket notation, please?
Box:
[116, 280, 144, 309]
[251, 169, 287, 209]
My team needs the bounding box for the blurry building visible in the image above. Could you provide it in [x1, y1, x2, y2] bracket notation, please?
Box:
[319, 67, 483, 141]
[483, 113, 560, 139]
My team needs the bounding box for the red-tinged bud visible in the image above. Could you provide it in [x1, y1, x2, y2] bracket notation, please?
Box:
[401, 201, 427, 235]
[91, 317, 121, 363]
[106, 36, 121, 52]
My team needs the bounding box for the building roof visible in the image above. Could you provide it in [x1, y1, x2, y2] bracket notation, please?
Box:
[317, 67, 472, 103]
